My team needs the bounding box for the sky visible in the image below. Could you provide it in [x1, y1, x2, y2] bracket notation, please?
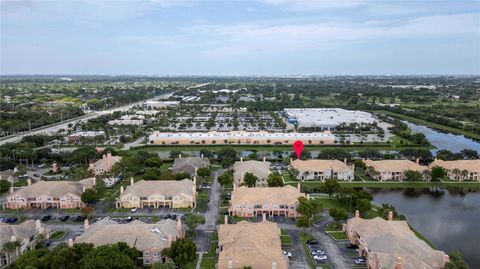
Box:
[1, 0, 479, 75]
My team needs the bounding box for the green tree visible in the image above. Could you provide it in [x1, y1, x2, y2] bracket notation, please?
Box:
[197, 167, 210, 178]
[218, 147, 237, 167]
[295, 216, 310, 234]
[356, 199, 372, 214]
[321, 179, 341, 199]
[162, 239, 196, 268]
[218, 171, 233, 186]
[403, 170, 422, 181]
[144, 168, 162, 180]
[94, 179, 107, 197]
[81, 189, 98, 204]
[145, 156, 163, 167]
[445, 251, 469, 269]
[329, 208, 348, 222]
[152, 261, 176, 269]
[267, 172, 284, 187]
[80, 244, 137, 269]
[244, 172, 258, 187]
[296, 196, 322, 234]
[431, 166, 448, 181]
[0, 179, 12, 194]
[185, 213, 206, 231]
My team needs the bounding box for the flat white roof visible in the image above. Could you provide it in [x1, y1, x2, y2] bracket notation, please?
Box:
[284, 108, 376, 127]
[149, 131, 335, 140]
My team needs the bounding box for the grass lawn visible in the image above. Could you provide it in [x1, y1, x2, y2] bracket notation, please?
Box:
[282, 171, 293, 183]
[298, 232, 317, 269]
[280, 229, 292, 245]
[325, 222, 343, 232]
[326, 231, 348, 240]
[50, 231, 65, 240]
[159, 162, 172, 173]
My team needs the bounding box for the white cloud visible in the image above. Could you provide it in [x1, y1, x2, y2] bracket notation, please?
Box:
[261, 0, 365, 10]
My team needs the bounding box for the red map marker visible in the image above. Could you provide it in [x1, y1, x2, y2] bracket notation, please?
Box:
[293, 140, 304, 159]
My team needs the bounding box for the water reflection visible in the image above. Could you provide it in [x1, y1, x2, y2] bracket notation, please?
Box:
[373, 189, 480, 267]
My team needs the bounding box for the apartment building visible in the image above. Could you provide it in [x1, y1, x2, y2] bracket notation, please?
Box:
[429, 159, 480, 181]
[149, 131, 336, 145]
[116, 178, 196, 209]
[88, 152, 122, 176]
[364, 159, 429, 181]
[171, 156, 210, 176]
[1, 220, 49, 267]
[233, 158, 271, 187]
[344, 211, 449, 269]
[3, 178, 95, 209]
[291, 159, 354, 181]
[73, 218, 184, 266]
[217, 217, 288, 269]
[228, 185, 305, 218]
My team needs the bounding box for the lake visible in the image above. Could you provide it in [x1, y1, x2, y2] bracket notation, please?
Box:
[373, 189, 480, 268]
[405, 122, 480, 154]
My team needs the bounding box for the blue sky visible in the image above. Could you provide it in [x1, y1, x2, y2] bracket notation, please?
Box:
[1, 0, 479, 75]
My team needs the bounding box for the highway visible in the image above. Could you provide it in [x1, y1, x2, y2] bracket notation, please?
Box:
[0, 92, 174, 146]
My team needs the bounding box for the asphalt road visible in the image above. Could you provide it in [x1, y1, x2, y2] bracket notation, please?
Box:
[0, 93, 174, 146]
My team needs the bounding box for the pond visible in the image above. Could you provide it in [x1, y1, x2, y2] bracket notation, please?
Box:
[373, 189, 480, 267]
[405, 122, 480, 154]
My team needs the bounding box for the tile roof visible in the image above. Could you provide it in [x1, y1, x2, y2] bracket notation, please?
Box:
[7, 179, 94, 198]
[234, 160, 271, 180]
[429, 159, 480, 172]
[74, 218, 181, 252]
[121, 179, 195, 198]
[218, 220, 288, 269]
[0, 220, 38, 247]
[231, 185, 304, 205]
[172, 157, 210, 174]
[364, 159, 427, 172]
[291, 159, 351, 171]
[346, 217, 447, 269]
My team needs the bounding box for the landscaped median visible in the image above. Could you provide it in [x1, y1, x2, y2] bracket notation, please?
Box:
[280, 229, 292, 246]
[324, 223, 348, 240]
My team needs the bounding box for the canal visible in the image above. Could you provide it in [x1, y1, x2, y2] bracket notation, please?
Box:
[373, 189, 480, 268]
[405, 121, 480, 154]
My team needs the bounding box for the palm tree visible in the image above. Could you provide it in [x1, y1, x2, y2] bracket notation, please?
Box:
[452, 168, 461, 180]
[3, 241, 21, 266]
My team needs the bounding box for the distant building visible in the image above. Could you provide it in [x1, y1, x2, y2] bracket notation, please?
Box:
[0, 169, 18, 184]
[0, 220, 49, 267]
[171, 156, 210, 176]
[283, 108, 376, 130]
[68, 131, 105, 143]
[233, 159, 271, 187]
[291, 159, 354, 181]
[149, 131, 336, 145]
[363, 159, 429, 181]
[107, 119, 143, 126]
[228, 185, 305, 218]
[3, 178, 95, 209]
[88, 152, 122, 176]
[344, 211, 449, 269]
[429, 159, 480, 181]
[116, 178, 196, 209]
[218, 218, 288, 269]
[143, 101, 180, 109]
[74, 218, 184, 266]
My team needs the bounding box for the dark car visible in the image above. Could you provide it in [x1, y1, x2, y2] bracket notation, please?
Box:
[41, 215, 52, 221]
[346, 244, 359, 249]
[72, 216, 84, 222]
[306, 239, 319, 245]
[60, 215, 70, 222]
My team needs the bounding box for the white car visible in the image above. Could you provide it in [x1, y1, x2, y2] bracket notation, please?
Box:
[130, 207, 138, 213]
[311, 250, 325, 255]
[283, 251, 292, 258]
[313, 255, 328, 261]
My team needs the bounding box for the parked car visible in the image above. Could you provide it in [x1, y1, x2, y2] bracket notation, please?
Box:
[41, 215, 52, 221]
[72, 216, 84, 222]
[346, 244, 359, 249]
[311, 249, 325, 255]
[60, 215, 70, 222]
[313, 255, 328, 261]
[130, 207, 138, 213]
[38, 164, 46, 168]
[306, 239, 318, 245]
[33, 173, 40, 177]
[354, 257, 366, 264]
[283, 251, 292, 258]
